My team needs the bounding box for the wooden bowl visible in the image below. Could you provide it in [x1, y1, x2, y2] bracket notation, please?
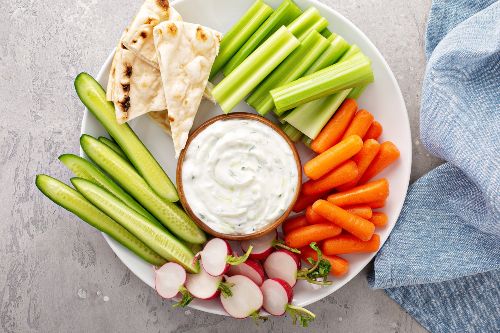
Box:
[177, 113, 302, 241]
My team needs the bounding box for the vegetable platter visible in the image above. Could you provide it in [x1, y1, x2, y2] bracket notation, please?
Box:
[36, 0, 411, 325]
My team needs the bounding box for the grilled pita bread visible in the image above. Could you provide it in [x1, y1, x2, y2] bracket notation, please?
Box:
[148, 110, 172, 135]
[153, 21, 221, 157]
[112, 46, 167, 123]
[121, 0, 182, 68]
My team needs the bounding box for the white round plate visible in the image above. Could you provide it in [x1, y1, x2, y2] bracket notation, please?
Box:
[81, 0, 411, 315]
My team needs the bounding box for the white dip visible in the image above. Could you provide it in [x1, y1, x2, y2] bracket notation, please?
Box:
[181, 118, 299, 235]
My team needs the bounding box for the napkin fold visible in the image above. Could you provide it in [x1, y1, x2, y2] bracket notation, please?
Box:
[368, 1, 500, 332]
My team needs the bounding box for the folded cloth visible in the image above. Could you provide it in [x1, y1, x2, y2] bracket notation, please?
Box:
[368, 1, 500, 332]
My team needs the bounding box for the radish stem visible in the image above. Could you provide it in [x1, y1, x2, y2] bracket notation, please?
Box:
[218, 281, 234, 298]
[173, 286, 193, 308]
[227, 246, 253, 266]
[272, 239, 301, 254]
[249, 311, 268, 323]
[296, 242, 332, 285]
[286, 305, 316, 327]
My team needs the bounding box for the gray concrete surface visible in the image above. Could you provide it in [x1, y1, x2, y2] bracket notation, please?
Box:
[0, 0, 443, 332]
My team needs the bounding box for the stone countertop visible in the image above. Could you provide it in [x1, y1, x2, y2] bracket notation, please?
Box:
[0, 0, 442, 332]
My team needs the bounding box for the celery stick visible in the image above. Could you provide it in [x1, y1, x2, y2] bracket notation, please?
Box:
[271, 52, 374, 113]
[284, 89, 351, 139]
[223, 0, 302, 76]
[320, 28, 333, 38]
[338, 44, 361, 62]
[287, 7, 326, 40]
[302, 135, 312, 147]
[347, 85, 368, 99]
[304, 35, 350, 75]
[212, 27, 300, 113]
[281, 123, 303, 142]
[247, 31, 329, 115]
[210, 0, 273, 78]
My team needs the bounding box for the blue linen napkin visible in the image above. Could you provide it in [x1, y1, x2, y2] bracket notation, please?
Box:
[368, 1, 500, 332]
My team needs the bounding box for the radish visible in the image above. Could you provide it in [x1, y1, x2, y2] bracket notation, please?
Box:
[261, 278, 316, 327]
[263, 250, 300, 287]
[155, 262, 192, 307]
[240, 230, 276, 260]
[220, 275, 264, 319]
[227, 259, 265, 286]
[185, 268, 232, 300]
[199, 238, 253, 276]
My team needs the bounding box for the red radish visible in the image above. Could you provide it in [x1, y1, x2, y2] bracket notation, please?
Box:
[263, 250, 300, 287]
[220, 275, 264, 319]
[200, 238, 252, 276]
[185, 268, 233, 300]
[240, 230, 277, 261]
[155, 262, 193, 307]
[228, 259, 265, 286]
[261, 278, 316, 327]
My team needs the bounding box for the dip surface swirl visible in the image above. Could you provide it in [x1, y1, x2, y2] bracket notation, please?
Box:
[181, 118, 299, 235]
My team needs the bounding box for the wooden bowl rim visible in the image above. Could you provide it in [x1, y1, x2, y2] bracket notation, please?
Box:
[176, 113, 302, 241]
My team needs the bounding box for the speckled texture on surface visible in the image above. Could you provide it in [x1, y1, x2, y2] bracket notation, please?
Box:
[0, 0, 441, 332]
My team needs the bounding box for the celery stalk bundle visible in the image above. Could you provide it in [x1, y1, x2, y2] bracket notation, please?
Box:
[271, 52, 374, 114]
[247, 30, 330, 115]
[212, 26, 300, 113]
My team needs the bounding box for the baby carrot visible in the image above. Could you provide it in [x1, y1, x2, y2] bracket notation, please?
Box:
[342, 109, 374, 140]
[282, 215, 309, 235]
[310, 98, 357, 154]
[322, 234, 380, 255]
[359, 141, 400, 184]
[312, 200, 375, 241]
[300, 246, 349, 277]
[306, 206, 330, 224]
[345, 205, 373, 220]
[284, 224, 342, 249]
[370, 212, 388, 227]
[363, 121, 383, 140]
[293, 190, 326, 212]
[304, 135, 363, 180]
[327, 179, 389, 207]
[366, 200, 386, 209]
[302, 160, 358, 196]
[337, 139, 381, 191]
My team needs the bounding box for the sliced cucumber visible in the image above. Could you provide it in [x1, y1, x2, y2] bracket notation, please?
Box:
[71, 178, 198, 273]
[74, 73, 178, 202]
[35, 175, 166, 266]
[80, 134, 206, 244]
[97, 136, 128, 160]
[58, 154, 162, 228]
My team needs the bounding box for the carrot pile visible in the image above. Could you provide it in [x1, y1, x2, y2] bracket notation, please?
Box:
[283, 98, 400, 278]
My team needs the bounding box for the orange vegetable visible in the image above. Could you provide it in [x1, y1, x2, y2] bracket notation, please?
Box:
[363, 121, 383, 140]
[345, 205, 373, 220]
[300, 246, 349, 277]
[366, 200, 386, 209]
[370, 212, 388, 227]
[359, 141, 400, 184]
[322, 234, 380, 255]
[304, 135, 363, 180]
[310, 98, 357, 154]
[312, 200, 375, 241]
[302, 161, 358, 196]
[327, 179, 389, 207]
[284, 224, 342, 249]
[282, 215, 309, 235]
[342, 109, 374, 140]
[293, 190, 326, 212]
[337, 139, 381, 191]
[305, 206, 330, 224]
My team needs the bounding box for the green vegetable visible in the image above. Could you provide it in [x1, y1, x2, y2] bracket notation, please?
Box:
[212, 26, 300, 113]
[286, 305, 316, 327]
[287, 7, 327, 40]
[71, 178, 198, 273]
[347, 84, 368, 99]
[35, 174, 166, 266]
[338, 44, 361, 62]
[247, 30, 329, 115]
[270, 52, 374, 113]
[297, 242, 332, 285]
[280, 123, 303, 142]
[303, 35, 350, 75]
[302, 135, 312, 148]
[210, 0, 273, 78]
[97, 136, 128, 160]
[59, 154, 162, 227]
[223, 0, 302, 76]
[320, 28, 333, 38]
[74, 73, 178, 202]
[80, 134, 206, 244]
[284, 89, 351, 139]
